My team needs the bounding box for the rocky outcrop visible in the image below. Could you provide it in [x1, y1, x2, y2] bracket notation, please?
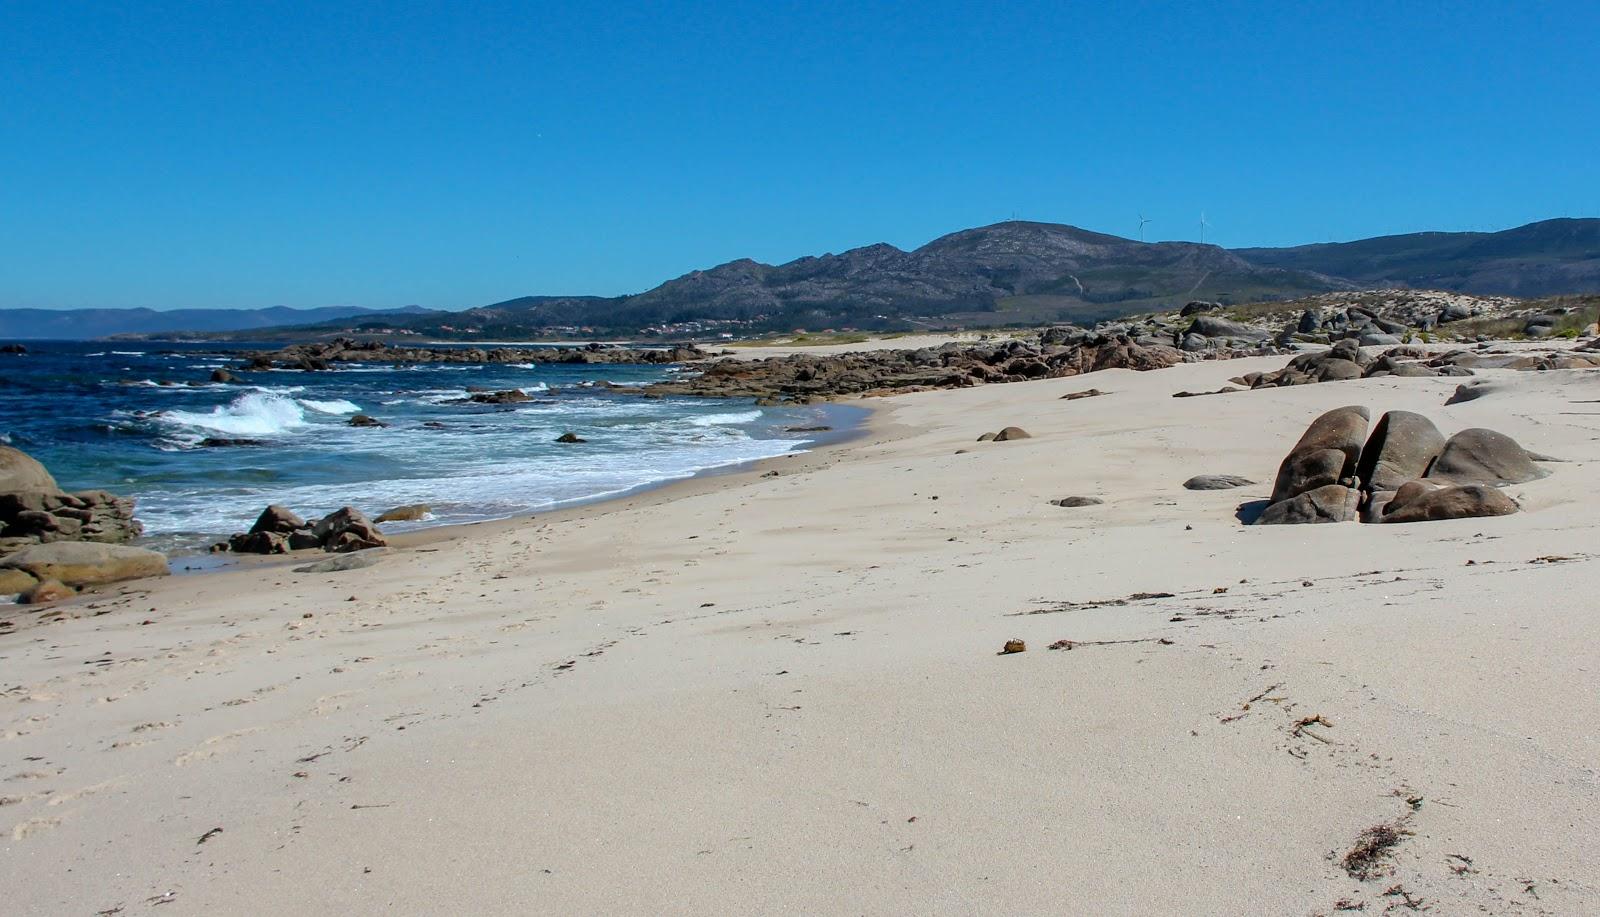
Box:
[637, 334, 1185, 402]
[1235, 341, 1474, 390]
[0, 447, 145, 557]
[217, 505, 389, 555]
[235, 339, 708, 370]
[1253, 408, 1549, 525]
[0, 542, 170, 588]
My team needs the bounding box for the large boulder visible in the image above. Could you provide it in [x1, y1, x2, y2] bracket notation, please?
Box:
[1355, 411, 1447, 493]
[1256, 484, 1360, 525]
[0, 542, 169, 586]
[311, 507, 388, 553]
[1183, 474, 1256, 490]
[1381, 482, 1518, 523]
[1186, 315, 1268, 341]
[249, 504, 306, 535]
[1269, 406, 1370, 504]
[0, 446, 58, 493]
[1427, 429, 1548, 486]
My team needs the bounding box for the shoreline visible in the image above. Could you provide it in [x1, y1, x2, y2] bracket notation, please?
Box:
[4, 353, 1598, 914]
[157, 400, 883, 575]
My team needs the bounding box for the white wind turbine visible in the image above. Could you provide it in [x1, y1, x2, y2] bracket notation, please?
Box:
[1199, 212, 1213, 245]
[1138, 213, 1152, 242]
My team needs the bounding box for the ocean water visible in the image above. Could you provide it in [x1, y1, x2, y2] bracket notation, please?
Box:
[0, 342, 852, 551]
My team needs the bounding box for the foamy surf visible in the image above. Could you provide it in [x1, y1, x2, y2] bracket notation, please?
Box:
[160, 392, 308, 437]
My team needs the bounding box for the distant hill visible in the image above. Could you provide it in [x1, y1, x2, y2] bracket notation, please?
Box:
[361, 221, 1348, 338]
[0, 305, 440, 340]
[1234, 218, 1600, 297]
[13, 218, 1600, 342]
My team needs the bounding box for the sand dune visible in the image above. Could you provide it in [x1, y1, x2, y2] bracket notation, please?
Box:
[2, 354, 1597, 915]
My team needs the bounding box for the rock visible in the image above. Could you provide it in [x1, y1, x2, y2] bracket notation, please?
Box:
[992, 427, 1031, 442]
[1050, 496, 1103, 507]
[1438, 302, 1472, 323]
[1269, 406, 1369, 504]
[999, 639, 1026, 654]
[554, 432, 587, 444]
[311, 507, 387, 552]
[0, 445, 59, 493]
[1315, 358, 1365, 382]
[1298, 310, 1321, 334]
[228, 530, 289, 554]
[0, 568, 39, 594]
[287, 529, 322, 551]
[249, 504, 306, 535]
[21, 578, 75, 604]
[1059, 389, 1106, 401]
[293, 549, 387, 573]
[0, 343, 27, 354]
[1255, 484, 1360, 525]
[1358, 333, 1403, 347]
[468, 389, 532, 404]
[1381, 482, 1518, 523]
[1186, 315, 1269, 341]
[374, 504, 431, 523]
[1180, 300, 1221, 316]
[0, 542, 169, 586]
[210, 368, 240, 383]
[784, 426, 832, 433]
[0, 487, 141, 546]
[1444, 380, 1499, 404]
[1427, 429, 1549, 486]
[1355, 411, 1446, 493]
[198, 437, 266, 448]
[1182, 474, 1256, 490]
[976, 432, 997, 442]
[348, 414, 387, 428]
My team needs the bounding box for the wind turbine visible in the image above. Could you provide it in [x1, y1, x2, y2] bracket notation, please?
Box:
[1199, 212, 1213, 245]
[1138, 213, 1152, 242]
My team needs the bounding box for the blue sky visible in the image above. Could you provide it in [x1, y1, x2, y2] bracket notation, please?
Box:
[5, 1, 1598, 310]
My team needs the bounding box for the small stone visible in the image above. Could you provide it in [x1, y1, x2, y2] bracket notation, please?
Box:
[999, 639, 1026, 655]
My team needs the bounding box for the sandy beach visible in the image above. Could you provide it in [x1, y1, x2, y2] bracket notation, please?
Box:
[3, 354, 1598, 915]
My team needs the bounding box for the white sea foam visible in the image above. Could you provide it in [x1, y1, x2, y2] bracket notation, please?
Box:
[159, 392, 308, 437]
[297, 398, 362, 415]
[111, 350, 145, 356]
[689, 410, 763, 427]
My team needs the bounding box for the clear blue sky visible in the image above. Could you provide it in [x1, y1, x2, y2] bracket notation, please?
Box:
[5, 1, 1598, 310]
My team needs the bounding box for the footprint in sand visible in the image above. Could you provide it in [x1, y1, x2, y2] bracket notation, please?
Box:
[11, 816, 60, 840]
[173, 727, 263, 766]
[47, 778, 122, 806]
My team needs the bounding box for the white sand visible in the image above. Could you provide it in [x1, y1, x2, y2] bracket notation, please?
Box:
[3, 355, 1598, 915]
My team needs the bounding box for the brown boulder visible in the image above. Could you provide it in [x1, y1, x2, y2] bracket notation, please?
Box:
[1255, 484, 1360, 525]
[1269, 406, 1369, 504]
[374, 504, 431, 523]
[993, 427, 1032, 442]
[311, 507, 387, 553]
[1355, 411, 1447, 494]
[249, 504, 306, 535]
[0, 568, 39, 594]
[1427, 429, 1548, 486]
[0, 445, 58, 493]
[1381, 482, 1518, 523]
[0, 542, 169, 586]
[229, 530, 290, 554]
[21, 578, 75, 604]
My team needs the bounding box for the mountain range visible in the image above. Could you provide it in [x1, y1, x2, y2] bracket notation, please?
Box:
[0, 305, 439, 340]
[5, 218, 1598, 340]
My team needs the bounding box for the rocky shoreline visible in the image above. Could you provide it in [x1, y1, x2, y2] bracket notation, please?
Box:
[230, 338, 709, 371]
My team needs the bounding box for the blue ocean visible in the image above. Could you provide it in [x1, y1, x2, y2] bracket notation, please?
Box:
[0, 342, 850, 552]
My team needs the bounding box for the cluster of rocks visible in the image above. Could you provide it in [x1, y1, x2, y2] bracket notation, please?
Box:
[235, 339, 708, 371]
[1232, 340, 1476, 389]
[639, 334, 1188, 402]
[214, 505, 389, 555]
[1255, 406, 1548, 525]
[1, 447, 143, 553]
[0, 446, 167, 602]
